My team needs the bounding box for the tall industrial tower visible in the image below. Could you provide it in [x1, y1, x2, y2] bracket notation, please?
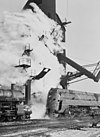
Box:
[23, 0, 56, 21]
[23, 0, 67, 69]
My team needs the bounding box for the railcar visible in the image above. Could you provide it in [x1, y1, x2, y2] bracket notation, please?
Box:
[46, 88, 100, 121]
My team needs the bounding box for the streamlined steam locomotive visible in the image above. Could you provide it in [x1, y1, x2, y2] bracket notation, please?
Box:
[0, 86, 32, 122]
[46, 88, 100, 122]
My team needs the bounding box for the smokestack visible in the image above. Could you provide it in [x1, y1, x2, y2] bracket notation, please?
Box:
[11, 83, 14, 97]
[25, 80, 31, 104]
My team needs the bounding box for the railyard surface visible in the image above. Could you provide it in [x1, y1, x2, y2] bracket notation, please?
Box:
[0, 118, 100, 137]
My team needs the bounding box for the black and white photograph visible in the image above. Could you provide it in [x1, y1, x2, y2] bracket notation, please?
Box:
[0, 0, 100, 136]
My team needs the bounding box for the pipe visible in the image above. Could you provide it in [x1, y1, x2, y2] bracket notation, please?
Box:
[11, 84, 14, 97]
[25, 80, 31, 104]
[57, 53, 97, 82]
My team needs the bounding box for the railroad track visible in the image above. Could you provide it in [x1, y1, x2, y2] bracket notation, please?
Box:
[0, 118, 100, 137]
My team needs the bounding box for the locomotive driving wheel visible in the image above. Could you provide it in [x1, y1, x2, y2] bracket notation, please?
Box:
[7, 116, 13, 122]
[17, 115, 25, 121]
[20, 115, 25, 120]
[0, 116, 6, 122]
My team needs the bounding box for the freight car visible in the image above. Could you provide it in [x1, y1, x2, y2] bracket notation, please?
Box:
[46, 88, 100, 121]
[0, 85, 32, 122]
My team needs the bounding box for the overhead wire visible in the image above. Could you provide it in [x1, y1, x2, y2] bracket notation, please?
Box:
[82, 63, 97, 68]
[66, 0, 68, 18]
[68, 77, 88, 84]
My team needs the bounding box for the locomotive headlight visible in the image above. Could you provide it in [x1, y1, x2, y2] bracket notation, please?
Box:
[24, 105, 31, 112]
[48, 95, 51, 98]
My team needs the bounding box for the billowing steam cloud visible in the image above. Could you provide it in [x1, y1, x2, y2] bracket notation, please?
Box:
[0, 3, 66, 118]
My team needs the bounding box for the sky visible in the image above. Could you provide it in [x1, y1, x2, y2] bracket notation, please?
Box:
[0, 0, 100, 93]
[58, 0, 100, 93]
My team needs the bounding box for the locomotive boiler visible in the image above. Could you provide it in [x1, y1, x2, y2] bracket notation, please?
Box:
[0, 84, 32, 122]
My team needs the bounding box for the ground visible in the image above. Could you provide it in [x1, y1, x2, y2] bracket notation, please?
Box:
[0, 119, 100, 137]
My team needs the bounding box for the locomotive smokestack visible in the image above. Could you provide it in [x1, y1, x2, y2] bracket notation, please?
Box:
[25, 80, 31, 104]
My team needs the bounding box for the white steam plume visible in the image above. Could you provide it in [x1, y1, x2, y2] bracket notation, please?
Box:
[0, 3, 66, 118]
